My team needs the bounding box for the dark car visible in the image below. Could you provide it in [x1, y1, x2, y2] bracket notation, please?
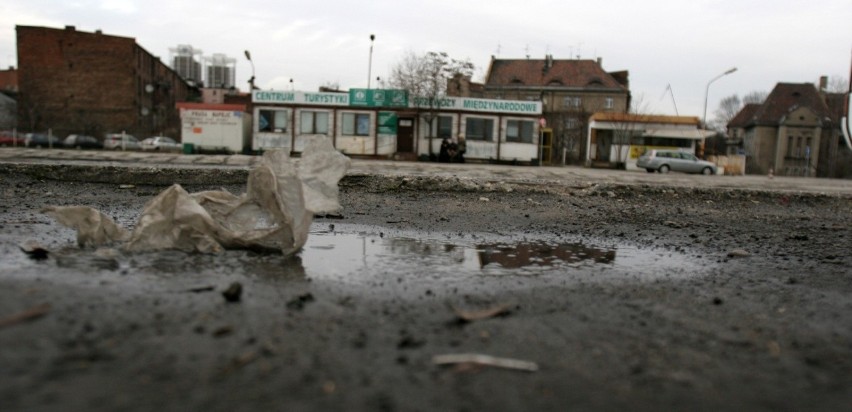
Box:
[0, 130, 24, 146]
[24, 133, 63, 148]
[64, 134, 103, 150]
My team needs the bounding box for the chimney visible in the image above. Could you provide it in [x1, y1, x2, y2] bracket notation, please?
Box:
[818, 75, 828, 92]
[65, 25, 76, 31]
[596, 57, 603, 66]
[95, 29, 102, 34]
[545, 54, 553, 69]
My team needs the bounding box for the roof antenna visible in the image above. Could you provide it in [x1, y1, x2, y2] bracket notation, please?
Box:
[524, 44, 530, 59]
[659, 83, 679, 116]
[495, 42, 501, 56]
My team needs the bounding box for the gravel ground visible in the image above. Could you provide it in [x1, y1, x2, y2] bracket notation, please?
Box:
[0, 167, 850, 412]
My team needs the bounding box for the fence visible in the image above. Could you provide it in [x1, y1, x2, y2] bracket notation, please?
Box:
[707, 155, 746, 175]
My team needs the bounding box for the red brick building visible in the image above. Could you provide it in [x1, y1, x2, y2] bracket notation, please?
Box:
[16, 25, 194, 139]
[0, 67, 17, 92]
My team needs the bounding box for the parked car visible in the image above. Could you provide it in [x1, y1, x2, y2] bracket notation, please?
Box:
[141, 136, 181, 151]
[63, 134, 103, 150]
[103, 133, 142, 150]
[637, 149, 717, 175]
[0, 130, 24, 146]
[24, 133, 63, 148]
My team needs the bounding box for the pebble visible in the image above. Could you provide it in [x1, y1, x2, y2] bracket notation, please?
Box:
[727, 249, 750, 258]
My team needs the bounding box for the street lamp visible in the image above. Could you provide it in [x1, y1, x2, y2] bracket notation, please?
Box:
[367, 34, 375, 89]
[289, 78, 294, 91]
[244, 50, 257, 90]
[702, 67, 737, 129]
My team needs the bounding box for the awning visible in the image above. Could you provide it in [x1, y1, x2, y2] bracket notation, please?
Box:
[642, 128, 715, 140]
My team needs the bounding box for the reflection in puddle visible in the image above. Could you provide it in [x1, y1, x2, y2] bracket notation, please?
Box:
[298, 227, 693, 282]
[478, 241, 616, 269]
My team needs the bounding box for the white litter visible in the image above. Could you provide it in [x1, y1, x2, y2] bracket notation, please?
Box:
[43, 136, 350, 255]
[432, 353, 539, 372]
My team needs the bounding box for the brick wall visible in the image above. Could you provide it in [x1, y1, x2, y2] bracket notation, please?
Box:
[0, 68, 17, 92]
[16, 25, 191, 139]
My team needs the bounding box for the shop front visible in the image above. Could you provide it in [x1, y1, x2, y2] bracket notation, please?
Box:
[250, 89, 543, 163]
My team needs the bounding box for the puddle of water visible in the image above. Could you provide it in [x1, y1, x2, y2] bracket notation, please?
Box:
[1, 223, 705, 288]
[300, 225, 702, 282]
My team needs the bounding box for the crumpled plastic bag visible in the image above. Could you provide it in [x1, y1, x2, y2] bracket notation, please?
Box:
[42, 136, 351, 255]
[42, 206, 131, 247]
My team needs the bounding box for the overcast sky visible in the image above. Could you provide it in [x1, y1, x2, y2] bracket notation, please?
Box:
[1, 0, 850, 122]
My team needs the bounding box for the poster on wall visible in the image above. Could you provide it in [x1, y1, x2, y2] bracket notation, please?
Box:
[378, 112, 398, 134]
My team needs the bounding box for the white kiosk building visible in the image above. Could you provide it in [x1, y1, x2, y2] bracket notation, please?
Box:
[250, 89, 544, 163]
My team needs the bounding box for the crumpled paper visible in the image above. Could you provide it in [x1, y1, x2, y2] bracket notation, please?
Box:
[43, 136, 350, 254]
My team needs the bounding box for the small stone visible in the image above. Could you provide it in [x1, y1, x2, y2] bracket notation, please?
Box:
[212, 325, 233, 337]
[222, 282, 243, 303]
[727, 249, 750, 258]
[712, 297, 723, 305]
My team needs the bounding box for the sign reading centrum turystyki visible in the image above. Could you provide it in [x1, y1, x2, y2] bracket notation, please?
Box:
[252, 90, 350, 106]
[252, 90, 542, 115]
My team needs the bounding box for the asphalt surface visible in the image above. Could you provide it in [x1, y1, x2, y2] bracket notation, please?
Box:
[0, 147, 850, 411]
[1, 147, 851, 194]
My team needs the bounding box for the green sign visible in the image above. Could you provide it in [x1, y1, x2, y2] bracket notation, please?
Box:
[378, 112, 398, 134]
[349, 89, 408, 107]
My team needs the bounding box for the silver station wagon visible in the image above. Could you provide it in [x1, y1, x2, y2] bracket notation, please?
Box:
[637, 149, 717, 175]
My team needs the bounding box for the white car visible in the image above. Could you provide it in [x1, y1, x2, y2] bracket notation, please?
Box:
[637, 149, 717, 175]
[141, 136, 181, 151]
[103, 133, 142, 150]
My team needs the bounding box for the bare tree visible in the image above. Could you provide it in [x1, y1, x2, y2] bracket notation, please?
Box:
[827, 75, 849, 93]
[712, 90, 767, 131]
[610, 95, 651, 168]
[742, 90, 767, 104]
[389, 51, 473, 157]
[712, 94, 741, 131]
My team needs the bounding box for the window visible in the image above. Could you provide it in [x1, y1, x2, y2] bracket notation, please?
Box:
[465, 117, 494, 141]
[604, 97, 614, 109]
[300, 111, 329, 135]
[342, 112, 371, 136]
[564, 118, 579, 129]
[438, 116, 453, 138]
[259, 109, 288, 133]
[506, 120, 535, 143]
[562, 96, 582, 108]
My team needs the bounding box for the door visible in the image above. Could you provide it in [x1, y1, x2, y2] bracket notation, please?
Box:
[397, 117, 414, 152]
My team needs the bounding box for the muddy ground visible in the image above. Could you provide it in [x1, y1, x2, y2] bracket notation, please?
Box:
[0, 167, 850, 411]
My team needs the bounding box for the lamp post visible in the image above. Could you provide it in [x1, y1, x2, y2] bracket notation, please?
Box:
[289, 78, 294, 91]
[244, 50, 256, 90]
[367, 34, 375, 89]
[702, 67, 737, 129]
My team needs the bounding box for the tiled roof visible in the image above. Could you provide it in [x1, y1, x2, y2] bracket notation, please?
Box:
[591, 112, 700, 125]
[752, 83, 830, 124]
[485, 58, 626, 90]
[727, 103, 761, 128]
